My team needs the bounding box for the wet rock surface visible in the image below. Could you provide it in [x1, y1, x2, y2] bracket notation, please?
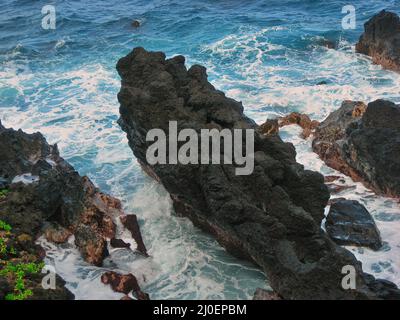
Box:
[356, 10, 400, 72]
[0, 121, 148, 299]
[326, 199, 382, 250]
[313, 99, 400, 197]
[117, 47, 400, 299]
[101, 271, 149, 300]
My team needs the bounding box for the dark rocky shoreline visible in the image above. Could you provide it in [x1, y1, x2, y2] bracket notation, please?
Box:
[1, 9, 400, 301]
[117, 47, 400, 299]
[0, 121, 148, 300]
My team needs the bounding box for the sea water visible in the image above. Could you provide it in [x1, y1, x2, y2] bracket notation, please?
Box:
[1, 0, 400, 299]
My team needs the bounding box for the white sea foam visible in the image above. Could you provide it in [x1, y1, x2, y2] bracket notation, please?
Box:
[12, 173, 39, 185]
[2, 24, 400, 298]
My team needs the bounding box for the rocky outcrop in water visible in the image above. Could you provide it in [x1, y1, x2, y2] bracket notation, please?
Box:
[356, 10, 400, 72]
[0, 121, 148, 299]
[313, 99, 400, 198]
[326, 199, 382, 250]
[101, 271, 149, 300]
[117, 47, 400, 299]
[260, 113, 319, 139]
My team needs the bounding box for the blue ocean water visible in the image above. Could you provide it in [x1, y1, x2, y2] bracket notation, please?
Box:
[1, 0, 400, 299]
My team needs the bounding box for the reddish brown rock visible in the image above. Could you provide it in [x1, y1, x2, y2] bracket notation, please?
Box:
[259, 119, 279, 135]
[43, 223, 72, 244]
[101, 271, 149, 300]
[120, 214, 148, 256]
[324, 175, 342, 183]
[278, 112, 319, 138]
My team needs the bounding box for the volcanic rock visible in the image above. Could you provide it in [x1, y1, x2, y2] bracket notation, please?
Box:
[101, 271, 149, 300]
[110, 238, 131, 249]
[0, 120, 148, 298]
[356, 10, 400, 72]
[278, 112, 319, 138]
[326, 199, 382, 250]
[117, 47, 400, 299]
[313, 99, 400, 197]
[120, 214, 148, 256]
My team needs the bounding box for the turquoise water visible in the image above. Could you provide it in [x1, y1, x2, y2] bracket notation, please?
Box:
[1, 0, 400, 299]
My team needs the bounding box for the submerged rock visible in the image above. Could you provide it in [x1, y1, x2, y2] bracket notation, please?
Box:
[117, 47, 400, 299]
[131, 20, 140, 28]
[356, 10, 400, 72]
[326, 199, 382, 250]
[313, 99, 400, 197]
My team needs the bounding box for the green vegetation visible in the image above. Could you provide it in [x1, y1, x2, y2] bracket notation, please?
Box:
[0, 261, 44, 300]
[0, 189, 9, 200]
[0, 219, 44, 300]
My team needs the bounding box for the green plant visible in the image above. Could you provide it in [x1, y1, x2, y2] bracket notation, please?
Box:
[0, 220, 44, 300]
[0, 220, 13, 257]
[0, 189, 9, 200]
[0, 261, 45, 300]
[0, 220, 11, 232]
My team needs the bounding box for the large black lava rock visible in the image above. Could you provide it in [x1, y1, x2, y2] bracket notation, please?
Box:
[117, 47, 400, 299]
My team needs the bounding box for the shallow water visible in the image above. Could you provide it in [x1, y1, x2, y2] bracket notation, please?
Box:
[1, 0, 400, 299]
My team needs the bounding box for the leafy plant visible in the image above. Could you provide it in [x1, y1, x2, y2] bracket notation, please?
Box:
[0, 189, 9, 200]
[0, 220, 11, 232]
[0, 261, 44, 300]
[0, 220, 44, 300]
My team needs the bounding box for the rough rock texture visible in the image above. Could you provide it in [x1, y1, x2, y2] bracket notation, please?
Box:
[356, 10, 400, 72]
[0, 121, 148, 299]
[259, 119, 279, 136]
[260, 113, 319, 139]
[326, 199, 382, 250]
[101, 271, 149, 300]
[313, 99, 400, 197]
[117, 47, 400, 299]
[120, 214, 148, 256]
[278, 112, 319, 139]
[253, 288, 281, 300]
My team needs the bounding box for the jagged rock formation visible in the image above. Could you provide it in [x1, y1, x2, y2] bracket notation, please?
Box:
[326, 199, 382, 250]
[117, 47, 400, 299]
[101, 271, 149, 300]
[356, 10, 400, 72]
[313, 99, 400, 198]
[0, 121, 148, 299]
[260, 113, 319, 139]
